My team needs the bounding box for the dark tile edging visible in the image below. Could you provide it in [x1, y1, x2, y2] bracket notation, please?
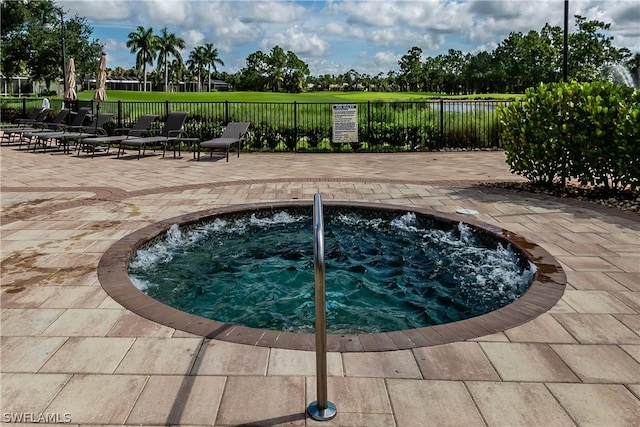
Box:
[98, 201, 566, 352]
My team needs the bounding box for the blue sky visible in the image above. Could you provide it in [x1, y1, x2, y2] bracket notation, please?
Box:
[58, 0, 640, 76]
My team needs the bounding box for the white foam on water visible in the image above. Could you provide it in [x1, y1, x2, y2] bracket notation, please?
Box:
[249, 211, 306, 227]
[130, 212, 309, 271]
[390, 212, 418, 232]
[337, 213, 384, 229]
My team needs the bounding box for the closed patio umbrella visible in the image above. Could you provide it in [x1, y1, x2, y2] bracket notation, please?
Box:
[93, 54, 107, 132]
[64, 57, 77, 102]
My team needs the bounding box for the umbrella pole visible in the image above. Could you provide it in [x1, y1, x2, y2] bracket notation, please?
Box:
[95, 103, 100, 134]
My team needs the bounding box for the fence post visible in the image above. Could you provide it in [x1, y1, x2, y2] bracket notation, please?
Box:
[439, 99, 444, 147]
[165, 100, 170, 118]
[117, 100, 122, 129]
[225, 101, 229, 124]
[293, 101, 297, 152]
[367, 101, 371, 143]
[22, 98, 27, 116]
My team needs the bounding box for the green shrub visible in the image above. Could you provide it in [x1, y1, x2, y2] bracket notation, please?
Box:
[499, 81, 639, 190]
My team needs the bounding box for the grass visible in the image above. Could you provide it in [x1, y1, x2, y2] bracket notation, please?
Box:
[73, 90, 520, 103]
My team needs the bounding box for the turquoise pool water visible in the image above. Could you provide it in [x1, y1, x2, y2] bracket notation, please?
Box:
[128, 208, 535, 334]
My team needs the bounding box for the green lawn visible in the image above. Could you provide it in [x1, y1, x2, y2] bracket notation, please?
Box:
[74, 90, 520, 103]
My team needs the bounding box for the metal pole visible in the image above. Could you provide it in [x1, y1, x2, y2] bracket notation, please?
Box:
[59, 8, 67, 98]
[307, 193, 337, 422]
[563, 0, 569, 82]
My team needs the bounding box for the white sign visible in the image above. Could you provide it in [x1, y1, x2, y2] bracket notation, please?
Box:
[332, 104, 358, 143]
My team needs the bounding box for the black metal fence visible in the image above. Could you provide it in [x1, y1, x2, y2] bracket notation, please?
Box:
[2, 97, 511, 151]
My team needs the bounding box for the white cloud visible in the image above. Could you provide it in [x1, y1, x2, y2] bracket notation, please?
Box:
[53, 0, 640, 75]
[260, 26, 329, 56]
[241, 1, 307, 23]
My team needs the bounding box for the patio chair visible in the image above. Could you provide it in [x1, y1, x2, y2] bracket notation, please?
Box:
[116, 111, 188, 160]
[23, 108, 89, 151]
[1, 109, 55, 144]
[12, 108, 49, 126]
[76, 114, 159, 158]
[197, 122, 251, 162]
[23, 108, 91, 151]
[53, 114, 113, 154]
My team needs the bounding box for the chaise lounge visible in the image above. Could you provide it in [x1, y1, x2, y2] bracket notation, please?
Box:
[116, 111, 188, 160]
[76, 114, 159, 158]
[197, 122, 251, 162]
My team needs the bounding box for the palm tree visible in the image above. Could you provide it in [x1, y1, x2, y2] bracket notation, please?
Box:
[126, 26, 158, 92]
[169, 58, 186, 88]
[201, 43, 224, 92]
[186, 45, 206, 92]
[156, 27, 185, 91]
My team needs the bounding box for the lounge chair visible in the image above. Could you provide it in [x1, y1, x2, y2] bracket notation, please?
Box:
[116, 111, 188, 160]
[53, 114, 113, 154]
[9, 109, 49, 127]
[1, 109, 55, 144]
[197, 122, 251, 162]
[76, 114, 159, 158]
[23, 108, 89, 151]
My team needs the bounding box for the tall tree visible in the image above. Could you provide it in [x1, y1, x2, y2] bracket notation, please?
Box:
[267, 46, 287, 92]
[398, 46, 423, 91]
[1, 0, 103, 93]
[201, 43, 224, 92]
[186, 45, 207, 92]
[156, 27, 185, 91]
[126, 26, 158, 92]
[569, 15, 631, 81]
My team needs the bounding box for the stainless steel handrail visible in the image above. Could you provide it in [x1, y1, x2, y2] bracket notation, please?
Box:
[306, 193, 337, 421]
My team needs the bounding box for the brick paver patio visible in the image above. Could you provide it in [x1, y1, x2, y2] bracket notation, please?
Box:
[1, 145, 638, 426]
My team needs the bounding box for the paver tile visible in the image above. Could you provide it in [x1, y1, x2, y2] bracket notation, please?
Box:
[217, 376, 305, 426]
[564, 271, 630, 291]
[0, 336, 66, 372]
[606, 256, 640, 272]
[126, 375, 226, 425]
[342, 350, 422, 378]
[480, 342, 579, 382]
[40, 337, 134, 374]
[38, 286, 107, 308]
[114, 337, 202, 374]
[40, 308, 124, 336]
[387, 379, 484, 427]
[305, 376, 392, 415]
[547, 383, 640, 427]
[106, 310, 175, 337]
[193, 339, 269, 375]
[553, 313, 640, 344]
[0, 285, 58, 308]
[413, 341, 500, 380]
[612, 291, 640, 311]
[504, 313, 577, 343]
[551, 344, 640, 383]
[268, 348, 343, 376]
[1, 148, 639, 426]
[0, 308, 64, 336]
[0, 373, 71, 414]
[44, 374, 147, 424]
[621, 347, 640, 368]
[615, 314, 639, 335]
[606, 272, 640, 291]
[466, 381, 575, 427]
[554, 256, 621, 271]
[561, 290, 636, 314]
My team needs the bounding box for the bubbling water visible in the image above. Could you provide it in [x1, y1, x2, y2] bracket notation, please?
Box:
[129, 208, 536, 334]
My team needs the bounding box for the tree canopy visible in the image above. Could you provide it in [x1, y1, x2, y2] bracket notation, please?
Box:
[1, 0, 104, 92]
